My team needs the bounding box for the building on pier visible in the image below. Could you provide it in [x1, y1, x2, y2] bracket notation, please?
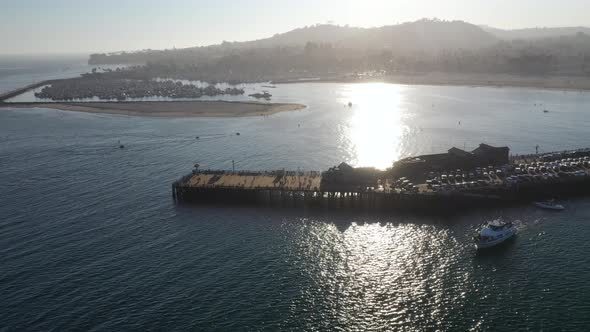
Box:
[171, 144, 590, 212]
[391, 143, 509, 177]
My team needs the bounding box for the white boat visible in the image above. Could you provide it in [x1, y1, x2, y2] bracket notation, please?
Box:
[474, 220, 517, 249]
[534, 200, 565, 211]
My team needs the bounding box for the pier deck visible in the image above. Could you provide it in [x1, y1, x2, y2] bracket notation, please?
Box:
[172, 170, 514, 213]
[172, 147, 590, 213]
[187, 172, 322, 191]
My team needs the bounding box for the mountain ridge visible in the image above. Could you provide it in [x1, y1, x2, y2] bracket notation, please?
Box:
[90, 19, 500, 63]
[86, 19, 590, 83]
[91, 19, 590, 63]
[481, 25, 590, 40]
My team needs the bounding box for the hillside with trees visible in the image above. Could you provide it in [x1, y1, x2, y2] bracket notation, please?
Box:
[88, 19, 590, 84]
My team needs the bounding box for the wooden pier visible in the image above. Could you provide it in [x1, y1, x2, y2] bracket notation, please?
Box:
[172, 171, 590, 213]
[172, 145, 590, 213]
[171, 170, 514, 213]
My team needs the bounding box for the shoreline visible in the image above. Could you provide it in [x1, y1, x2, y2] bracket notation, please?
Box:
[0, 101, 307, 118]
[274, 73, 590, 92]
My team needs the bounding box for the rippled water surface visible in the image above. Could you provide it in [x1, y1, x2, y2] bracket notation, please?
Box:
[1, 58, 590, 331]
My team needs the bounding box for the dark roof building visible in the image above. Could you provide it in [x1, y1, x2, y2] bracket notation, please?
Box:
[391, 143, 509, 177]
[448, 147, 473, 158]
[472, 144, 510, 165]
[322, 162, 382, 191]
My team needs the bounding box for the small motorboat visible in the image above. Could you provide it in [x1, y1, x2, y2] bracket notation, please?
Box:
[534, 200, 564, 211]
[474, 220, 517, 250]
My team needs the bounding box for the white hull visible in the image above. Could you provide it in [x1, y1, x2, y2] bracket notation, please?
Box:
[534, 202, 564, 210]
[475, 228, 516, 249]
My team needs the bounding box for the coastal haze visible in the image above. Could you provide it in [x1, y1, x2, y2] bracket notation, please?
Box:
[86, 19, 590, 87]
[2, 1, 590, 331]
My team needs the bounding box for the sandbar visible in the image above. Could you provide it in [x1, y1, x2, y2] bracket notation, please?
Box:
[275, 72, 590, 91]
[0, 101, 307, 118]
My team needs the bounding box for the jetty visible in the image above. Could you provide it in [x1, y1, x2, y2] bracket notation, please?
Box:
[172, 144, 590, 213]
[0, 79, 60, 102]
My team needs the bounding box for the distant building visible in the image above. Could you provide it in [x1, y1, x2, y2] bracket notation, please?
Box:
[321, 162, 381, 191]
[391, 143, 509, 177]
[472, 143, 510, 165]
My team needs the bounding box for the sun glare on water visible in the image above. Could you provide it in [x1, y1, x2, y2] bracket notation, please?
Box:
[342, 83, 407, 170]
[287, 220, 464, 330]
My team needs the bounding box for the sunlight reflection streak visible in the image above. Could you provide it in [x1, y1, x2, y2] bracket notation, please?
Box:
[341, 83, 407, 169]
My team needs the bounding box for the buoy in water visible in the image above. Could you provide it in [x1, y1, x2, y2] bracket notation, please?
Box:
[196, 136, 200, 139]
[236, 132, 241, 136]
[348, 102, 352, 107]
[119, 145, 124, 149]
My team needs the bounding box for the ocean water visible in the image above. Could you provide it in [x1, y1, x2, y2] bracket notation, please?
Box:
[1, 58, 590, 331]
[0, 55, 98, 94]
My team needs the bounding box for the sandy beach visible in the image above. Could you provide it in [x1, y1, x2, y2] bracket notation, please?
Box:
[384, 72, 590, 91]
[275, 72, 590, 91]
[0, 101, 307, 118]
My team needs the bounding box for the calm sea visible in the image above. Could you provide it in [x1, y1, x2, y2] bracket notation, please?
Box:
[1, 56, 590, 331]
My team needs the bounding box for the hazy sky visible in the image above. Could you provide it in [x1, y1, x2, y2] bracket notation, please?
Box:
[1, 0, 588, 54]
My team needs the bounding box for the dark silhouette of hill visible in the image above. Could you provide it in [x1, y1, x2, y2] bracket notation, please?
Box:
[345, 19, 498, 52]
[233, 19, 498, 51]
[237, 24, 365, 48]
[89, 19, 498, 64]
[86, 19, 590, 84]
